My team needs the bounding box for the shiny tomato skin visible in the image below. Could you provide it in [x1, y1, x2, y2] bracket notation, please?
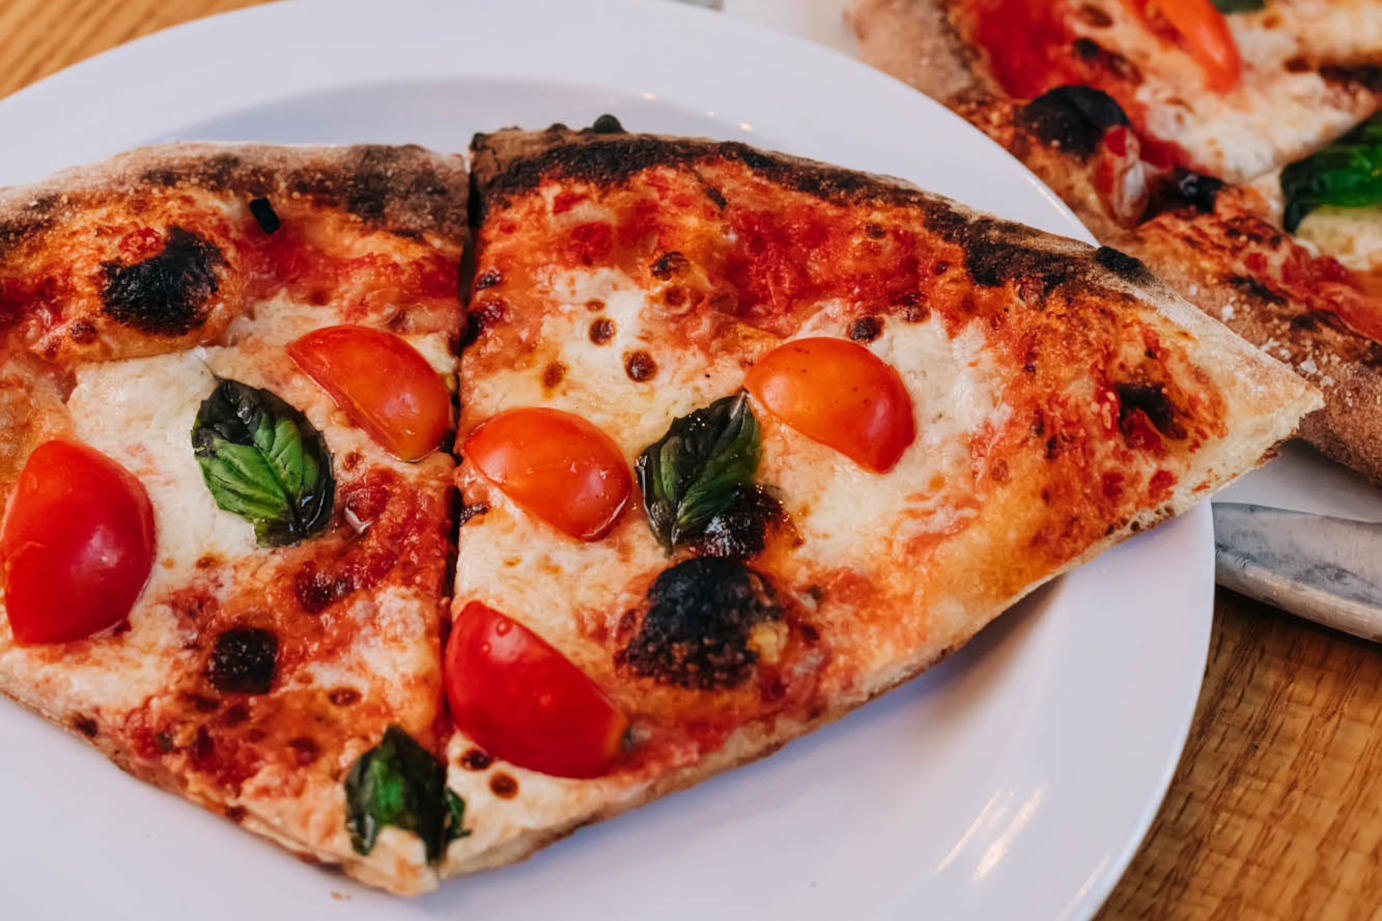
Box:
[463, 408, 631, 541]
[745, 337, 916, 473]
[1127, 0, 1241, 92]
[445, 602, 629, 778]
[1, 440, 156, 645]
[288, 325, 451, 461]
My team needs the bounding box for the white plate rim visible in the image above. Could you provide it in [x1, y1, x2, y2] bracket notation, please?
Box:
[0, 2, 1211, 919]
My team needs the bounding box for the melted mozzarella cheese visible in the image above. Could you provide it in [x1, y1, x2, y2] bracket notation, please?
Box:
[1296, 205, 1382, 275]
[70, 350, 258, 582]
[1076, 0, 1375, 182]
[773, 309, 1006, 563]
[460, 269, 1011, 627]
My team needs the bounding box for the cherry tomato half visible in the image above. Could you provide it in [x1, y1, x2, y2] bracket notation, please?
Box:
[744, 337, 916, 473]
[1127, 0, 1241, 92]
[288, 325, 451, 462]
[463, 408, 631, 541]
[445, 601, 629, 778]
[1, 440, 156, 645]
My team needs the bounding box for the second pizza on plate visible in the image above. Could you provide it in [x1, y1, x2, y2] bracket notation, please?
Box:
[851, 0, 1382, 482]
[0, 117, 1317, 893]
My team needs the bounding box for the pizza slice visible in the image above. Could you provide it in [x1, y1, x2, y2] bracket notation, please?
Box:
[850, 0, 1382, 184]
[437, 118, 1319, 878]
[0, 143, 467, 894]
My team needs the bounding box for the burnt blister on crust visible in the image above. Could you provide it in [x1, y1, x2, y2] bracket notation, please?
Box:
[471, 126, 938, 219]
[101, 226, 224, 336]
[953, 217, 1072, 290]
[208, 627, 278, 695]
[623, 557, 783, 690]
[1020, 85, 1130, 157]
[1094, 245, 1154, 284]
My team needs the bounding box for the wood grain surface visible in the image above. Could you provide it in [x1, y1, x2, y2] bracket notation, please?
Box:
[1, 1, 1379, 918]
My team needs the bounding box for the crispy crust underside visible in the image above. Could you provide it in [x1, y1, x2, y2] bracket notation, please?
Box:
[0, 141, 470, 260]
[849, 0, 1382, 484]
[451, 124, 1319, 878]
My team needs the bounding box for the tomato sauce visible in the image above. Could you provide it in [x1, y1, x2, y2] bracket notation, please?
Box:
[962, 0, 1201, 172]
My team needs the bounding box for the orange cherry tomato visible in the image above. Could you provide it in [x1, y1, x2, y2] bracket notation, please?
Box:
[1127, 0, 1241, 92]
[744, 337, 916, 473]
[288, 325, 451, 462]
[463, 408, 631, 541]
[1, 440, 156, 645]
[445, 601, 629, 778]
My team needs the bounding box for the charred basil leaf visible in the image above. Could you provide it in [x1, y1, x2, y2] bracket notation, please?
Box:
[344, 725, 469, 862]
[1212, 0, 1264, 11]
[636, 393, 761, 553]
[1282, 115, 1382, 231]
[192, 378, 334, 547]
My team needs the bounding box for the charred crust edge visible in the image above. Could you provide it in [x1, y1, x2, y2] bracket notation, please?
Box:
[469, 123, 1174, 307]
[0, 142, 469, 259]
[469, 123, 941, 221]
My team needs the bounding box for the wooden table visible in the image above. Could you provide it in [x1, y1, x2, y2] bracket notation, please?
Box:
[2, 1, 1380, 917]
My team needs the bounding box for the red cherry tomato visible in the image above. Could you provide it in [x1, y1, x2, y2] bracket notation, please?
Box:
[288, 325, 451, 462]
[744, 337, 916, 473]
[1127, 0, 1241, 92]
[445, 601, 629, 778]
[463, 408, 631, 541]
[1, 440, 156, 645]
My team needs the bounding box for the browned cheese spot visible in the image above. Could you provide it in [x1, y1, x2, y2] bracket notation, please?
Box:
[490, 772, 519, 798]
[460, 748, 493, 771]
[624, 350, 657, 381]
[589, 317, 615, 344]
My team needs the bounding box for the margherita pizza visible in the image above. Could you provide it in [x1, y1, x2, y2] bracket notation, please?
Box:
[0, 124, 1317, 894]
[851, 0, 1382, 482]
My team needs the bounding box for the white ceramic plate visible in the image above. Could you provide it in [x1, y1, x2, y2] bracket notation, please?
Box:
[0, 2, 1212, 919]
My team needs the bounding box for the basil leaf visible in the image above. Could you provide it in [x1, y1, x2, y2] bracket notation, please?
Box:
[444, 789, 470, 844]
[344, 725, 468, 863]
[636, 393, 761, 552]
[1212, 0, 1264, 12]
[191, 378, 333, 547]
[1282, 115, 1382, 232]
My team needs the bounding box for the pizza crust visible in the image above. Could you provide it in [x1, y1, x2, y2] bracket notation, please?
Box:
[0, 142, 469, 259]
[846, 0, 991, 107]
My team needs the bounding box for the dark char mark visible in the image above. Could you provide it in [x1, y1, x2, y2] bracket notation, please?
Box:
[1094, 246, 1153, 283]
[623, 557, 782, 690]
[208, 627, 278, 695]
[1117, 383, 1185, 439]
[1228, 274, 1287, 306]
[691, 486, 786, 561]
[248, 197, 280, 233]
[101, 226, 224, 336]
[1020, 86, 1130, 158]
[474, 128, 937, 219]
[955, 217, 1072, 290]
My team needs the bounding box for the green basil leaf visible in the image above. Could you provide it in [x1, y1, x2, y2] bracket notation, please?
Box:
[191, 378, 334, 547]
[344, 725, 467, 863]
[444, 789, 470, 844]
[636, 392, 761, 553]
[1281, 114, 1382, 232]
[1211, 0, 1264, 12]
